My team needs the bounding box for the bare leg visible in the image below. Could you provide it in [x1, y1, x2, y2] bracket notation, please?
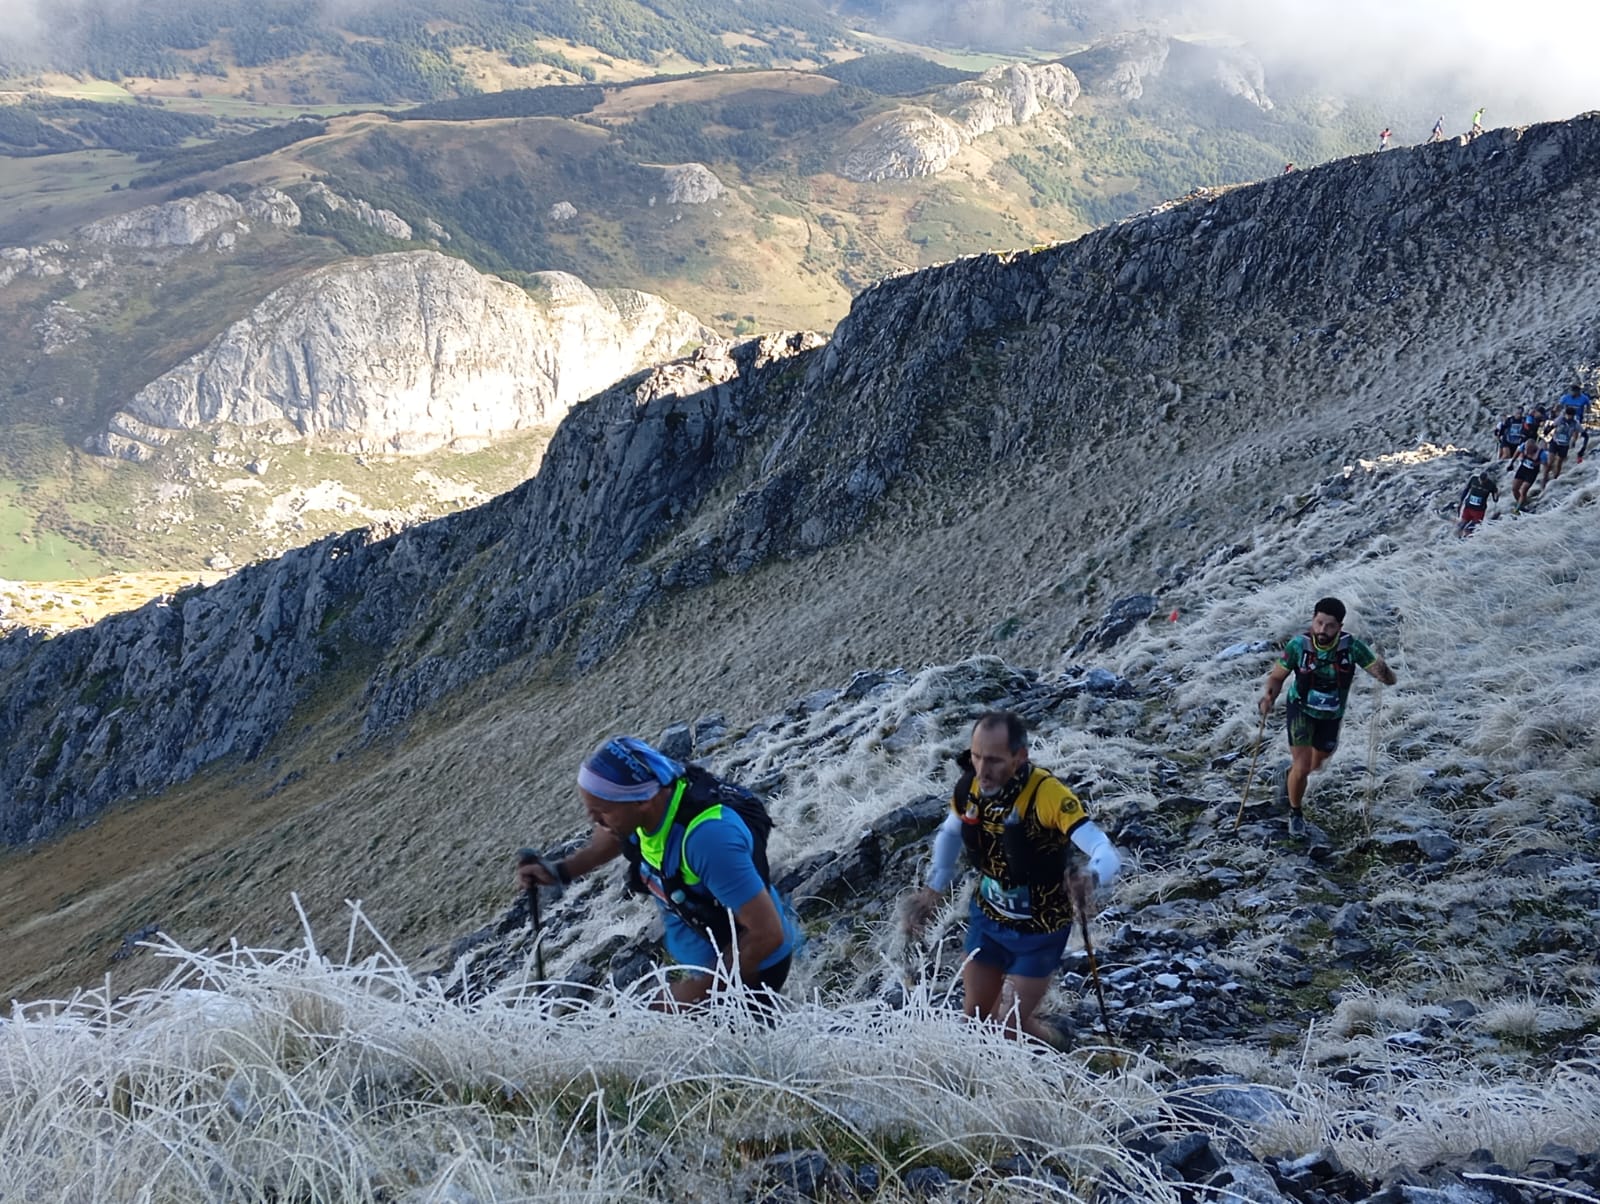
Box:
[962, 959, 1006, 1021]
[1286, 745, 1316, 808]
[996, 973, 1059, 1044]
[1288, 745, 1334, 809]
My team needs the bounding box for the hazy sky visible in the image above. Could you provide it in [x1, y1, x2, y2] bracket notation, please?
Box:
[1211, 0, 1600, 124]
[873, 0, 1599, 125]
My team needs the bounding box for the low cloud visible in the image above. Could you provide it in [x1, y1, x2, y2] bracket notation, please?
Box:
[1211, 0, 1600, 125]
[874, 0, 1598, 126]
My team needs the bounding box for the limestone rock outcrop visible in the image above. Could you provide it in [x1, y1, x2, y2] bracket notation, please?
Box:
[244, 188, 303, 229]
[839, 62, 1079, 182]
[1075, 31, 1170, 101]
[1066, 33, 1273, 110]
[840, 106, 964, 182]
[0, 240, 70, 287]
[87, 251, 711, 459]
[660, 164, 726, 205]
[303, 182, 413, 240]
[944, 62, 1081, 138]
[3, 189, 298, 290]
[79, 188, 300, 249]
[1210, 52, 1272, 110]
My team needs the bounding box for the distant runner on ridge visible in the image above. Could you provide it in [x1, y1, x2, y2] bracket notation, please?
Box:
[1258, 598, 1397, 838]
[1457, 463, 1499, 537]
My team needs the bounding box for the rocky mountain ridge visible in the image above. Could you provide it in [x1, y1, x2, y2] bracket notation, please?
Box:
[3, 113, 1597, 848]
[1064, 31, 1273, 108]
[3, 117, 1599, 1204]
[87, 250, 711, 459]
[841, 61, 1081, 182]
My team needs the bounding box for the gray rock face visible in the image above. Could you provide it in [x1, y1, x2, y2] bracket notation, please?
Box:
[840, 62, 1079, 182]
[303, 182, 413, 240]
[81, 192, 252, 249]
[87, 251, 710, 458]
[5, 114, 1600, 843]
[660, 164, 725, 205]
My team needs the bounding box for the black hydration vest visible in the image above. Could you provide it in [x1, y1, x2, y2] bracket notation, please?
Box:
[621, 764, 773, 943]
[1294, 632, 1356, 717]
[951, 751, 1069, 888]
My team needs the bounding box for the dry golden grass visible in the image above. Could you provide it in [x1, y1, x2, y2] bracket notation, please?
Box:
[0, 571, 227, 634]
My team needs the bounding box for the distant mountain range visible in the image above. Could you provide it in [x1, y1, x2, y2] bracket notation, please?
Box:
[1, 27, 1402, 581]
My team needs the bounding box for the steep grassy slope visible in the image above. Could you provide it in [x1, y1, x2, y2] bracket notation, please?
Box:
[2, 115, 1597, 1008]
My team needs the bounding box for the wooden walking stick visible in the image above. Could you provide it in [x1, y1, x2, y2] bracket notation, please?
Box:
[1232, 707, 1270, 832]
[1363, 692, 1383, 838]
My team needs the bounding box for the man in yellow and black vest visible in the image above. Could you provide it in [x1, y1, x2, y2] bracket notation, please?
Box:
[904, 711, 1121, 1046]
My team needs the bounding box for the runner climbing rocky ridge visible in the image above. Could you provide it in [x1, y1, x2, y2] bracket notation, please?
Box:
[2, 116, 1598, 1030]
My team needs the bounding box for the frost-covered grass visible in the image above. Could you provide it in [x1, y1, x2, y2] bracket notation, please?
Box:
[1, 911, 1181, 1204]
[8, 924, 1598, 1200]
[1264, 1054, 1600, 1177]
[1114, 448, 1600, 830]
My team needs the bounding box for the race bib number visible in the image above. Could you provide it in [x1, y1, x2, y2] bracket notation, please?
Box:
[1303, 688, 1342, 717]
[979, 875, 1032, 920]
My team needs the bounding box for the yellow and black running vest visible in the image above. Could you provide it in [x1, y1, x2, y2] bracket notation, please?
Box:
[952, 755, 1088, 934]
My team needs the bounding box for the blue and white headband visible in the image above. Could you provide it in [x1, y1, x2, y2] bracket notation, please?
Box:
[577, 736, 684, 803]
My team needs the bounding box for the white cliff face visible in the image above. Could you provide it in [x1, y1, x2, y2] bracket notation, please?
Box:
[88, 251, 709, 458]
[79, 190, 300, 249]
[841, 106, 965, 183]
[1094, 33, 1170, 101]
[944, 63, 1082, 138]
[661, 164, 726, 205]
[839, 62, 1080, 183]
[1211, 53, 1273, 110]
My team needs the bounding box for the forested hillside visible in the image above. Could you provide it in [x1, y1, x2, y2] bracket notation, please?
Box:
[0, 0, 851, 102]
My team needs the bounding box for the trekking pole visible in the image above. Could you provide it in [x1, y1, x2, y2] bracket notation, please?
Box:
[516, 848, 565, 982]
[1363, 693, 1383, 839]
[1070, 872, 1119, 1060]
[1232, 708, 1269, 832]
